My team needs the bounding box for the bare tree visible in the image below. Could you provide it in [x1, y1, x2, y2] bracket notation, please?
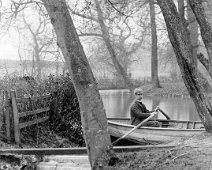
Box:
[189, 0, 212, 79]
[69, 1, 141, 92]
[41, 0, 118, 168]
[157, 0, 212, 132]
[186, 0, 198, 66]
[1, 1, 62, 79]
[149, 0, 161, 88]
[94, 0, 135, 92]
[177, 0, 211, 92]
[21, 13, 58, 79]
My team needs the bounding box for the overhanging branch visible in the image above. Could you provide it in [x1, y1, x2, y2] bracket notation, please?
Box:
[69, 7, 99, 23]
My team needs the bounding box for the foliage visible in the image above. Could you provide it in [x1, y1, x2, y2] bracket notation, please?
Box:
[45, 74, 85, 146]
[0, 74, 84, 146]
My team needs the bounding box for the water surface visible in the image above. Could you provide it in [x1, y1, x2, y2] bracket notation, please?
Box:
[100, 89, 200, 121]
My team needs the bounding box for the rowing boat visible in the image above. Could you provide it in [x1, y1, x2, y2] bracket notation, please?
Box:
[107, 118, 205, 144]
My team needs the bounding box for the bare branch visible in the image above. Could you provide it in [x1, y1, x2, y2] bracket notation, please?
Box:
[10, 0, 41, 18]
[106, 0, 129, 17]
[69, 7, 99, 22]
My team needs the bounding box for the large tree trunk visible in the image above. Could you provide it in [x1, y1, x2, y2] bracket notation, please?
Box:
[187, 0, 211, 92]
[149, 0, 161, 88]
[94, 0, 134, 93]
[41, 0, 117, 168]
[187, 1, 212, 92]
[189, 0, 212, 77]
[157, 0, 212, 132]
[179, 0, 212, 92]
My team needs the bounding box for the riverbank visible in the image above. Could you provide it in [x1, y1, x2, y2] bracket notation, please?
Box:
[106, 132, 212, 170]
[141, 82, 189, 98]
[99, 82, 190, 98]
[2, 132, 212, 169]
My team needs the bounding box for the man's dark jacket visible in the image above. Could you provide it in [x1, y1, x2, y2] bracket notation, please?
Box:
[130, 100, 153, 125]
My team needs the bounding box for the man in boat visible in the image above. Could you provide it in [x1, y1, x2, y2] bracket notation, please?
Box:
[130, 88, 160, 127]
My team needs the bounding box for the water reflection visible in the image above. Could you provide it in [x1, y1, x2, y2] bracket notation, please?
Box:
[99, 89, 200, 121]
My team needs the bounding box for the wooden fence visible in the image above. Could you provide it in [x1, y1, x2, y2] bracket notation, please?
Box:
[1, 90, 51, 144]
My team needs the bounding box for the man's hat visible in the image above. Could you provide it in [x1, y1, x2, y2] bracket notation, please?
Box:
[134, 88, 143, 95]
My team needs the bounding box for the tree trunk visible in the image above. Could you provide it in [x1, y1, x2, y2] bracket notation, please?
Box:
[149, 0, 161, 88]
[41, 0, 117, 168]
[178, 0, 212, 90]
[189, 0, 212, 77]
[23, 16, 42, 80]
[186, 0, 212, 92]
[157, 0, 212, 132]
[187, 0, 198, 67]
[34, 45, 42, 81]
[94, 0, 134, 93]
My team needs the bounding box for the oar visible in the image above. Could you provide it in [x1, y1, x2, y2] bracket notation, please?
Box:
[112, 113, 156, 146]
[158, 108, 170, 120]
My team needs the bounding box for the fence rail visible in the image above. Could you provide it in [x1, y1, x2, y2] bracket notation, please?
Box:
[1, 90, 51, 144]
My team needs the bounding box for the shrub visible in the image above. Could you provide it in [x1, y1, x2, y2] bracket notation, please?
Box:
[45, 74, 85, 146]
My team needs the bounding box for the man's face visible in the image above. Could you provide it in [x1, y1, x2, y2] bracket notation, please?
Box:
[135, 93, 143, 100]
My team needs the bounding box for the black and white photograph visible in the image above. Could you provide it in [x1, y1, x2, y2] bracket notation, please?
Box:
[0, 0, 212, 169]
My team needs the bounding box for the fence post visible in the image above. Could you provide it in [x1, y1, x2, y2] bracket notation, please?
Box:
[10, 90, 21, 145]
[4, 91, 11, 143]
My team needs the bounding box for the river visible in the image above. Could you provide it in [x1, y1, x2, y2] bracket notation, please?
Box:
[99, 89, 200, 121]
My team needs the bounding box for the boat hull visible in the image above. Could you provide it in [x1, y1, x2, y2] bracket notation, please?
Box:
[107, 119, 205, 144]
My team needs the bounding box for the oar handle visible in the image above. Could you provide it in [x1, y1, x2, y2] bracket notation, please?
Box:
[158, 108, 170, 120]
[112, 112, 156, 146]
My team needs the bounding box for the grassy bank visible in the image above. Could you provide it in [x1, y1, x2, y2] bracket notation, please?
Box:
[141, 82, 189, 98]
[99, 82, 190, 98]
[105, 132, 212, 170]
